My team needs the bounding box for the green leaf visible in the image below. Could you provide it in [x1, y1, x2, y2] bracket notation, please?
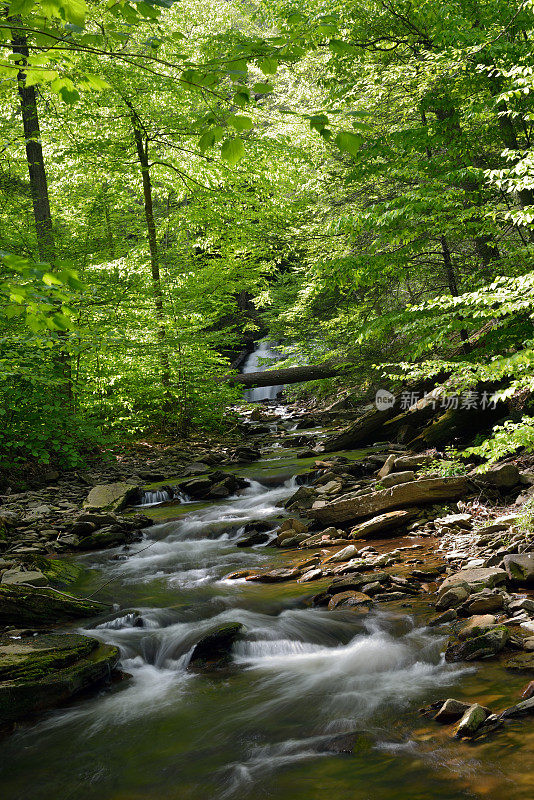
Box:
[329, 39, 357, 55]
[8, 0, 37, 14]
[25, 69, 59, 87]
[198, 126, 224, 153]
[42, 272, 63, 286]
[228, 114, 253, 131]
[335, 131, 363, 157]
[257, 57, 278, 75]
[253, 83, 273, 94]
[221, 137, 245, 168]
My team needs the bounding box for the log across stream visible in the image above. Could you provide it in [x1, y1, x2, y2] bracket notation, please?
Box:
[1, 410, 534, 800]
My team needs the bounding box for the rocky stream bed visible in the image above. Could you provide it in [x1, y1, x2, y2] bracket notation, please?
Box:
[1, 402, 534, 799]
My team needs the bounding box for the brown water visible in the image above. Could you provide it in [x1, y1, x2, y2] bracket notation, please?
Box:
[1, 440, 533, 800]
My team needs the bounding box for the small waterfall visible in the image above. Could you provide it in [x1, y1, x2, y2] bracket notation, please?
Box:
[241, 341, 284, 402]
[138, 487, 183, 507]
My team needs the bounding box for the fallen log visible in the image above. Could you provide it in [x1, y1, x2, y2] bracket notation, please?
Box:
[222, 363, 343, 388]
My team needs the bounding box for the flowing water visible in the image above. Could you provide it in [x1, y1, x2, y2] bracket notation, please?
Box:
[1, 422, 534, 799]
[242, 341, 284, 402]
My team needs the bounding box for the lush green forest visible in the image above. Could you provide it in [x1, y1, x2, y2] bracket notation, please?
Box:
[2, 0, 534, 475]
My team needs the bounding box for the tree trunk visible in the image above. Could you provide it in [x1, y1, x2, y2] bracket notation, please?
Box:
[129, 112, 172, 393]
[11, 27, 55, 262]
[11, 23, 72, 398]
[224, 363, 344, 388]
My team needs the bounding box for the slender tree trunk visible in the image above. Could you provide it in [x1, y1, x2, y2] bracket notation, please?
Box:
[440, 235, 469, 352]
[129, 111, 172, 393]
[11, 27, 55, 262]
[11, 23, 72, 398]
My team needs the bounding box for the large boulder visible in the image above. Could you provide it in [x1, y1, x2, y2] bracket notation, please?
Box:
[0, 584, 108, 626]
[311, 477, 470, 526]
[84, 483, 140, 512]
[474, 463, 520, 489]
[439, 567, 507, 593]
[503, 553, 534, 585]
[0, 632, 119, 727]
[188, 623, 244, 670]
[349, 509, 418, 540]
[445, 626, 509, 662]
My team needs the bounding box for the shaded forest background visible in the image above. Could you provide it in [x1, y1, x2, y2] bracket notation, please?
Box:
[1, 0, 534, 477]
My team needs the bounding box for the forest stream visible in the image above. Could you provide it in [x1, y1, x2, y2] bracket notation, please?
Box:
[1, 406, 534, 800]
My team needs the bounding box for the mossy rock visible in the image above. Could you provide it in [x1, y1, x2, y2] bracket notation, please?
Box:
[0, 584, 108, 627]
[21, 555, 86, 588]
[0, 632, 119, 727]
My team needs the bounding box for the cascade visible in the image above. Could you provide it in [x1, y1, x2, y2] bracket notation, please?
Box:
[241, 341, 284, 402]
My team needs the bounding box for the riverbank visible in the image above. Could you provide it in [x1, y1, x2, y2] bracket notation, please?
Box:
[1, 401, 534, 799]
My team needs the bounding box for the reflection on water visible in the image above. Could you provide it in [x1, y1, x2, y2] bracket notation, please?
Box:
[1, 455, 533, 800]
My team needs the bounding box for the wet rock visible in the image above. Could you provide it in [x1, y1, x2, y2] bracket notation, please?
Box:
[319, 731, 373, 755]
[445, 626, 510, 662]
[246, 568, 301, 583]
[327, 571, 388, 595]
[0, 584, 108, 626]
[440, 567, 507, 593]
[1, 569, 49, 587]
[507, 597, 534, 614]
[188, 623, 244, 670]
[349, 509, 418, 540]
[500, 695, 534, 718]
[503, 553, 534, 585]
[505, 653, 534, 673]
[327, 591, 373, 610]
[428, 609, 458, 626]
[235, 531, 270, 547]
[464, 590, 504, 615]
[311, 477, 470, 526]
[324, 545, 360, 563]
[453, 704, 489, 738]
[435, 585, 470, 611]
[458, 615, 498, 640]
[225, 570, 254, 580]
[284, 486, 317, 511]
[0, 632, 119, 727]
[434, 698, 471, 723]
[297, 569, 322, 583]
[83, 483, 140, 512]
[380, 471, 416, 488]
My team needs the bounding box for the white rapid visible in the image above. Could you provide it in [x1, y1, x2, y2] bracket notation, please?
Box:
[241, 341, 284, 402]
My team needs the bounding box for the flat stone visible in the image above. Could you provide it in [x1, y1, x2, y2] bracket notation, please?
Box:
[465, 591, 504, 615]
[1, 570, 49, 587]
[505, 653, 534, 673]
[458, 615, 498, 640]
[297, 569, 322, 583]
[0, 632, 119, 726]
[440, 567, 507, 592]
[0, 584, 108, 626]
[324, 545, 360, 563]
[84, 483, 139, 512]
[327, 591, 373, 610]
[349, 509, 418, 540]
[380, 471, 416, 488]
[246, 568, 301, 583]
[500, 695, 534, 718]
